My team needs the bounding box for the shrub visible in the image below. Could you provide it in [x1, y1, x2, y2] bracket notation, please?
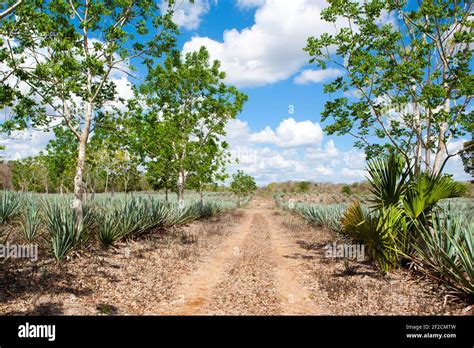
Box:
[297, 181, 311, 193]
[341, 185, 352, 195]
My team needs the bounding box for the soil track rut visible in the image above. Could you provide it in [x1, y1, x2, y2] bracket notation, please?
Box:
[156, 198, 324, 315]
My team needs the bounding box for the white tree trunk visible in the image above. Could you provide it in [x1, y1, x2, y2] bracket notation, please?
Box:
[433, 97, 450, 173]
[72, 102, 92, 224]
[177, 170, 186, 209]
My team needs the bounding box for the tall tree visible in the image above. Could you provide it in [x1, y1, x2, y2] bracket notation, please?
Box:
[305, 0, 473, 174]
[0, 0, 178, 222]
[133, 47, 247, 207]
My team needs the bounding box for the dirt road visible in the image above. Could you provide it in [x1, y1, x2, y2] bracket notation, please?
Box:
[155, 199, 327, 315]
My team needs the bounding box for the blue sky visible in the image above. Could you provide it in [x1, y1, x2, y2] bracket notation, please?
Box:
[1, 0, 471, 185]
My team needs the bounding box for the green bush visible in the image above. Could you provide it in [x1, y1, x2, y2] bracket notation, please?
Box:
[341, 185, 352, 195]
[297, 181, 311, 193]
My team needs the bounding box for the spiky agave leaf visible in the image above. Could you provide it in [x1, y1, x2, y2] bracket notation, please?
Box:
[0, 191, 21, 224]
[20, 200, 41, 243]
[43, 199, 93, 262]
[412, 209, 474, 298]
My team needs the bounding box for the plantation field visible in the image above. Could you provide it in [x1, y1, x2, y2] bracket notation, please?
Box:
[0, 191, 472, 315]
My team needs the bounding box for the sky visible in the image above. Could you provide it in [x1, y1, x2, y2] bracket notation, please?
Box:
[1, 0, 471, 185]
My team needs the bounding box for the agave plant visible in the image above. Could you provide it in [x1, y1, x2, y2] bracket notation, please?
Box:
[295, 203, 346, 233]
[20, 200, 42, 243]
[0, 191, 21, 224]
[412, 208, 474, 298]
[43, 200, 93, 262]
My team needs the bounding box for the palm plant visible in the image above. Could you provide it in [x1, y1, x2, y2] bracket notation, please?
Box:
[341, 202, 406, 273]
[366, 153, 409, 210]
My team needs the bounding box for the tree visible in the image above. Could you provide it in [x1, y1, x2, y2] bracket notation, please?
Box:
[230, 170, 257, 204]
[133, 47, 247, 208]
[11, 155, 49, 192]
[187, 139, 230, 203]
[305, 0, 473, 175]
[44, 126, 77, 193]
[460, 139, 473, 179]
[1, 0, 179, 223]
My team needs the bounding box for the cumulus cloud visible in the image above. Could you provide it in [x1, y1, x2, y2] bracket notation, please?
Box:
[236, 0, 266, 9]
[0, 129, 54, 160]
[305, 139, 339, 160]
[226, 117, 323, 148]
[162, 0, 211, 30]
[182, 0, 345, 87]
[294, 68, 344, 84]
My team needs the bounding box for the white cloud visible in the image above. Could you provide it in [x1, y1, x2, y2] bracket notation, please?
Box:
[294, 68, 344, 84]
[305, 139, 339, 160]
[226, 117, 323, 148]
[162, 0, 211, 30]
[182, 0, 344, 87]
[236, 0, 266, 10]
[0, 129, 54, 160]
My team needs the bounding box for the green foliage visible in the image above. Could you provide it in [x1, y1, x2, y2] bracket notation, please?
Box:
[413, 208, 474, 297]
[305, 0, 473, 173]
[366, 153, 409, 209]
[20, 200, 41, 243]
[230, 170, 257, 203]
[294, 202, 346, 233]
[341, 185, 352, 195]
[129, 46, 247, 205]
[0, 191, 21, 224]
[403, 172, 467, 220]
[460, 139, 473, 178]
[43, 199, 94, 262]
[297, 181, 311, 193]
[342, 202, 407, 274]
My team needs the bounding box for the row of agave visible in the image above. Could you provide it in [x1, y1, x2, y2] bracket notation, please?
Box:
[278, 154, 474, 299]
[1, 192, 241, 262]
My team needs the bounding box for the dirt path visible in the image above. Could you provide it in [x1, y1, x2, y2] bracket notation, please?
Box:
[156, 198, 324, 315]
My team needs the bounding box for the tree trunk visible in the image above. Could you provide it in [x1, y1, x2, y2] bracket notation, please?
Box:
[165, 187, 168, 202]
[177, 170, 186, 209]
[72, 102, 92, 225]
[105, 171, 109, 194]
[413, 103, 422, 176]
[200, 189, 203, 205]
[433, 98, 450, 173]
[425, 108, 431, 171]
[73, 138, 86, 224]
